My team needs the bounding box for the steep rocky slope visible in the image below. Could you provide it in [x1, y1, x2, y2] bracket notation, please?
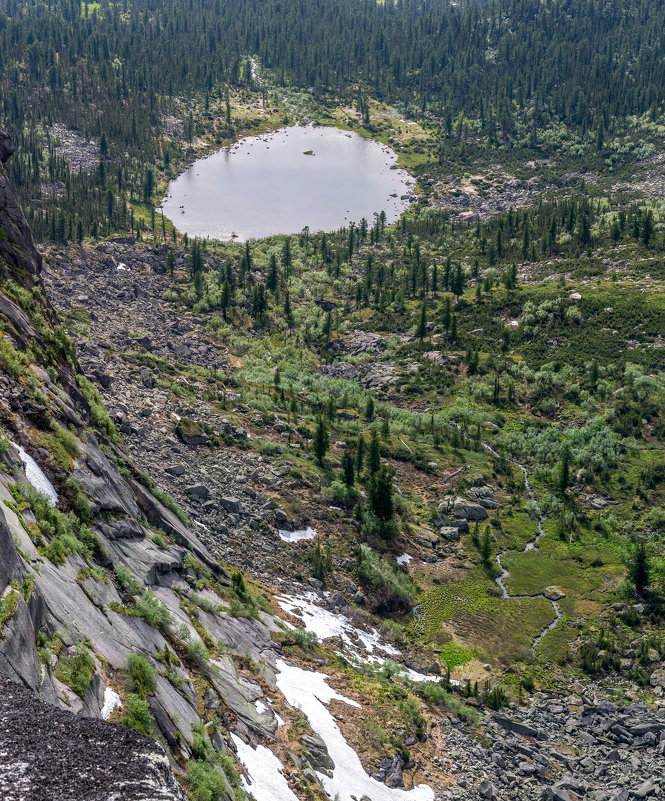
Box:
[3, 122, 665, 801]
[0, 126, 291, 799]
[0, 125, 445, 801]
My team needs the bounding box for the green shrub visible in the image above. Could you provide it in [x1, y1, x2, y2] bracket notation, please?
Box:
[414, 682, 481, 723]
[0, 590, 20, 637]
[136, 591, 173, 629]
[399, 696, 425, 739]
[120, 693, 153, 735]
[151, 485, 189, 525]
[0, 337, 25, 377]
[19, 481, 101, 565]
[114, 566, 143, 596]
[187, 639, 209, 667]
[288, 628, 319, 650]
[34, 424, 80, 470]
[228, 598, 255, 618]
[54, 643, 95, 697]
[43, 533, 86, 565]
[77, 375, 119, 441]
[355, 544, 417, 614]
[127, 653, 158, 697]
[327, 480, 359, 507]
[187, 760, 230, 801]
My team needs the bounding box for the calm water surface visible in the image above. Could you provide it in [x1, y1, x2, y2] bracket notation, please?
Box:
[162, 125, 414, 241]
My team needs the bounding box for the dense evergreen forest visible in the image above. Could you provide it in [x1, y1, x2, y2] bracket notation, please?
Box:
[1, 0, 665, 240]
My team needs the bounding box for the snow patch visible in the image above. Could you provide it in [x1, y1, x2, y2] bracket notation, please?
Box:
[231, 734, 300, 801]
[100, 687, 121, 720]
[116, 262, 129, 271]
[396, 553, 413, 565]
[12, 443, 58, 507]
[276, 659, 434, 801]
[398, 666, 458, 685]
[276, 594, 399, 659]
[278, 527, 317, 543]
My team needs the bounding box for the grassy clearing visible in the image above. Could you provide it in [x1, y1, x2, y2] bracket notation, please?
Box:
[502, 543, 621, 600]
[417, 576, 557, 662]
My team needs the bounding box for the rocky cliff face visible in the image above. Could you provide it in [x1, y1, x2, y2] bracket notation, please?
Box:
[0, 128, 288, 800]
[0, 127, 41, 278]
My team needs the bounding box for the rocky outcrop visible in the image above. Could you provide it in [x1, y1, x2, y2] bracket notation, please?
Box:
[0, 673, 185, 801]
[442, 694, 665, 801]
[0, 127, 42, 277]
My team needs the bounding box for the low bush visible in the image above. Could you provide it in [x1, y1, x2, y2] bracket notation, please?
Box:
[355, 544, 417, 614]
[127, 653, 158, 697]
[114, 566, 143, 596]
[54, 643, 95, 698]
[288, 628, 319, 650]
[136, 591, 173, 629]
[120, 693, 152, 735]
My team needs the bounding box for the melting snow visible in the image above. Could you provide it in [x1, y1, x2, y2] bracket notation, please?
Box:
[255, 698, 285, 726]
[276, 594, 399, 659]
[231, 734, 300, 801]
[276, 660, 434, 801]
[398, 666, 458, 685]
[278, 527, 317, 543]
[100, 687, 121, 720]
[12, 443, 58, 507]
[396, 553, 412, 565]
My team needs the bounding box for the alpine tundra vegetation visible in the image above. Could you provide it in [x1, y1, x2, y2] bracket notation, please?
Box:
[0, 0, 665, 800]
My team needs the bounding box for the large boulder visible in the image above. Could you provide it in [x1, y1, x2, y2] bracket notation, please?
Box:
[452, 497, 488, 521]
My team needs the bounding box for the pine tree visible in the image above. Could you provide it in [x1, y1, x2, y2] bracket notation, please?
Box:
[142, 168, 154, 204]
[281, 236, 292, 270]
[628, 542, 650, 597]
[452, 264, 465, 298]
[341, 450, 355, 486]
[449, 313, 458, 342]
[479, 527, 493, 571]
[415, 300, 428, 340]
[283, 291, 294, 328]
[266, 253, 279, 292]
[442, 296, 452, 331]
[558, 446, 571, 495]
[356, 435, 366, 475]
[368, 466, 396, 539]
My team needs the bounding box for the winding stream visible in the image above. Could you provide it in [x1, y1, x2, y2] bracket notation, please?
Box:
[414, 438, 563, 653]
[483, 444, 563, 650]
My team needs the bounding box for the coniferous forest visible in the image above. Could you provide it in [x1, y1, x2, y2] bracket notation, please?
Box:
[2, 0, 665, 240]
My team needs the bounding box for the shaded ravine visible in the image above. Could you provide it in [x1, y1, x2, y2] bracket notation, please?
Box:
[480, 443, 563, 651]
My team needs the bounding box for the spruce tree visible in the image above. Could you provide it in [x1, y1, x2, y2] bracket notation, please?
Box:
[313, 417, 329, 465]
